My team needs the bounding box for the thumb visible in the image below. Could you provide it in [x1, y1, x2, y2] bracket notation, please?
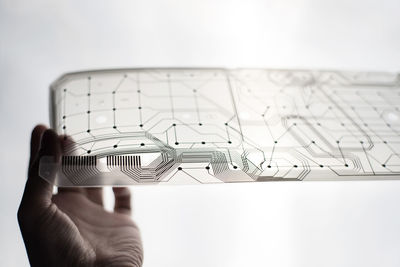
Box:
[20, 129, 61, 213]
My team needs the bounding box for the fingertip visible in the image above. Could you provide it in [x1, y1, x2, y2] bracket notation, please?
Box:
[29, 124, 48, 167]
[40, 129, 62, 158]
[31, 124, 47, 137]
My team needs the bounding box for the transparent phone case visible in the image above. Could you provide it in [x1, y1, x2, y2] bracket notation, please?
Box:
[39, 68, 400, 186]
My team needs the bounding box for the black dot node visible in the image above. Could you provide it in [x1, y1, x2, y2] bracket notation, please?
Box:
[383, 141, 387, 144]
[293, 123, 297, 126]
[87, 93, 91, 96]
[87, 110, 91, 114]
[140, 143, 145, 146]
[87, 150, 91, 154]
[112, 91, 116, 94]
[274, 141, 278, 144]
[139, 124, 143, 127]
[193, 89, 197, 93]
[336, 140, 340, 144]
[113, 108, 116, 111]
[175, 142, 179, 145]
[137, 90, 141, 93]
[201, 141, 206, 144]
[311, 141, 315, 144]
[225, 123, 228, 126]
[62, 116, 66, 119]
[113, 145, 118, 148]
[267, 165, 271, 168]
[360, 141, 364, 144]
[294, 165, 298, 168]
[138, 107, 142, 109]
[345, 164, 349, 167]
[233, 166, 238, 169]
[172, 123, 176, 126]
[319, 165, 324, 168]
[382, 164, 386, 167]
[205, 166, 210, 170]
[63, 88, 67, 92]
[199, 123, 202, 126]
[62, 126, 66, 129]
[113, 126, 117, 129]
[87, 129, 90, 133]
[228, 141, 232, 144]
[178, 167, 182, 170]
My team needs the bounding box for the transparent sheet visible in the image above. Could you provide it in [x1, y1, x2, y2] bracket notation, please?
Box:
[39, 68, 400, 186]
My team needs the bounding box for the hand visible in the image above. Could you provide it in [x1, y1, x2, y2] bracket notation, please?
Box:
[18, 125, 143, 267]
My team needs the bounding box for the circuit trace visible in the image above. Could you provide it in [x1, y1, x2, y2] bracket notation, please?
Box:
[39, 68, 400, 186]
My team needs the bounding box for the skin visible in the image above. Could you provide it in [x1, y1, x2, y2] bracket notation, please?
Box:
[17, 125, 143, 267]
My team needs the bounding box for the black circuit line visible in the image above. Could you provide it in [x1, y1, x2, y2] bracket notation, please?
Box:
[181, 170, 203, 184]
[193, 90, 201, 124]
[63, 88, 67, 134]
[262, 116, 275, 141]
[337, 142, 347, 165]
[268, 143, 276, 166]
[137, 73, 143, 126]
[173, 124, 178, 143]
[225, 74, 244, 144]
[384, 153, 400, 165]
[225, 124, 231, 142]
[87, 76, 91, 130]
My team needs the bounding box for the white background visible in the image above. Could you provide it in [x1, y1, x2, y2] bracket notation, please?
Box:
[1, 0, 400, 266]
